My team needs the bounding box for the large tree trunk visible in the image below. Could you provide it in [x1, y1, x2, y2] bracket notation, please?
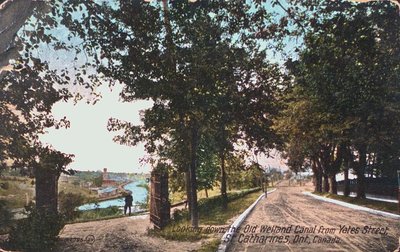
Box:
[356, 147, 367, 199]
[329, 175, 337, 194]
[185, 171, 192, 219]
[323, 173, 330, 193]
[189, 125, 199, 228]
[312, 159, 322, 193]
[34, 166, 58, 214]
[220, 151, 228, 210]
[316, 171, 323, 193]
[343, 162, 350, 197]
[0, 0, 36, 73]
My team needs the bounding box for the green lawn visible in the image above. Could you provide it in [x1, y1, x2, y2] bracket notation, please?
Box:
[0, 177, 97, 209]
[196, 238, 221, 252]
[314, 192, 398, 215]
[170, 185, 245, 205]
[199, 189, 262, 225]
[69, 206, 124, 223]
[170, 187, 224, 205]
[150, 188, 263, 242]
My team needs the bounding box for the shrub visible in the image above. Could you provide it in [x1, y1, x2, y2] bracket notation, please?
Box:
[58, 191, 84, 221]
[77, 206, 122, 221]
[0, 182, 9, 190]
[172, 209, 186, 222]
[0, 200, 12, 233]
[8, 205, 64, 251]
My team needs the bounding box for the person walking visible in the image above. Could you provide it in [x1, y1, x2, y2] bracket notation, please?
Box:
[124, 191, 133, 215]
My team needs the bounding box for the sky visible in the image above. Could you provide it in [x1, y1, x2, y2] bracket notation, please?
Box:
[39, 84, 154, 173]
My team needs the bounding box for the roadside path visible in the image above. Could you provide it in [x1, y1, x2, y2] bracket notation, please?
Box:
[227, 182, 400, 252]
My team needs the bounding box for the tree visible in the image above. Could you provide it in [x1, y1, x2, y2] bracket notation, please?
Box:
[275, 1, 400, 198]
[67, 0, 281, 227]
[196, 135, 219, 198]
[0, 3, 80, 248]
[0, 0, 77, 210]
[92, 174, 104, 187]
[0, 0, 37, 76]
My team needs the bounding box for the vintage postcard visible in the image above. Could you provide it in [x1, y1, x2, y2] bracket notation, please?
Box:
[0, 0, 399, 251]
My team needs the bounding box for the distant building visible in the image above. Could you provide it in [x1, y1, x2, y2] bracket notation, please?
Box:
[98, 187, 118, 198]
[102, 168, 118, 187]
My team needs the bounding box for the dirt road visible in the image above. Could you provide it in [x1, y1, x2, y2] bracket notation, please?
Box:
[58, 214, 201, 252]
[228, 182, 400, 252]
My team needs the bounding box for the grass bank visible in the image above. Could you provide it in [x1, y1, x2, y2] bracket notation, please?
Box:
[0, 178, 34, 208]
[58, 181, 98, 203]
[149, 188, 263, 243]
[313, 192, 398, 215]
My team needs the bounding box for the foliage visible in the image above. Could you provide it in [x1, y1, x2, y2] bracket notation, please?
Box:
[0, 178, 34, 208]
[197, 239, 221, 252]
[193, 134, 219, 192]
[0, 181, 9, 190]
[136, 182, 150, 209]
[8, 205, 64, 251]
[75, 206, 122, 222]
[0, 0, 76, 175]
[55, 0, 283, 227]
[58, 191, 85, 221]
[225, 157, 267, 190]
[92, 174, 103, 187]
[274, 1, 400, 196]
[150, 188, 261, 241]
[0, 200, 12, 233]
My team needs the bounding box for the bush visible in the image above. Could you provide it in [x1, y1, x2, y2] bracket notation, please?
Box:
[76, 206, 122, 222]
[0, 182, 9, 190]
[172, 209, 186, 222]
[0, 200, 12, 233]
[58, 191, 84, 221]
[8, 205, 64, 251]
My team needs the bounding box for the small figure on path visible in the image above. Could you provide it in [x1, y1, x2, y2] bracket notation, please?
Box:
[124, 191, 133, 215]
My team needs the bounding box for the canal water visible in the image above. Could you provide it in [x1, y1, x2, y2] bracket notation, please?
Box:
[78, 180, 148, 211]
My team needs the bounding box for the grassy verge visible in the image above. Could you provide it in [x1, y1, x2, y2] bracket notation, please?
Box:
[313, 192, 398, 215]
[196, 238, 221, 252]
[0, 178, 34, 208]
[149, 188, 263, 242]
[67, 206, 124, 223]
[58, 181, 97, 203]
[198, 189, 262, 225]
[0, 178, 97, 209]
[170, 186, 229, 205]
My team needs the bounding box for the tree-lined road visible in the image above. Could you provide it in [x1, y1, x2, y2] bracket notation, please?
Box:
[228, 182, 400, 252]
